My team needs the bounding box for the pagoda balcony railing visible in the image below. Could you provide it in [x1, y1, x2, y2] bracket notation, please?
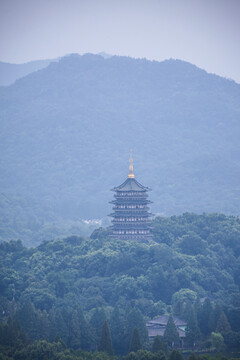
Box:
[111, 224, 152, 229]
[113, 217, 152, 222]
[113, 197, 149, 202]
[110, 230, 152, 235]
[109, 209, 153, 218]
[109, 216, 154, 220]
[112, 221, 152, 228]
[111, 206, 150, 210]
[114, 195, 148, 200]
[109, 235, 153, 241]
[109, 211, 153, 217]
[110, 200, 152, 205]
[111, 219, 152, 224]
[113, 198, 149, 202]
[112, 206, 149, 214]
[114, 191, 148, 196]
[110, 227, 154, 233]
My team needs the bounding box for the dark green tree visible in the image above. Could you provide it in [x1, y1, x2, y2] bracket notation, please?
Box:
[16, 300, 39, 340]
[37, 309, 51, 340]
[209, 303, 222, 332]
[211, 332, 224, 352]
[187, 353, 198, 360]
[90, 307, 106, 340]
[125, 308, 148, 345]
[172, 289, 197, 318]
[68, 309, 81, 349]
[13, 340, 71, 360]
[163, 315, 180, 348]
[197, 298, 212, 336]
[178, 232, 206, 255]
[98, 320, 114, 355]
[110, 306, 126, 355]
[2, 317, 27, 348]
[152, 335, 168, 356]
[77, 307, 93, 350]
[216, 311, 231, 334]
[223, 331, 240, 351]
[185, 306, 200, 347]
[129, 328, 142, 352]
[152, 335, 163, 352]
[168, 349, 184, 360]
[124, 349, 166, 360]
[49, 308, 68, 343]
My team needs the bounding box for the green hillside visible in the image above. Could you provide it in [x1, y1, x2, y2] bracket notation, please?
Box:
[0, 213, 240, 355]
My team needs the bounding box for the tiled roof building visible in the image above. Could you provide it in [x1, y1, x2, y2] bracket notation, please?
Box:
[146, 315, 187, 339]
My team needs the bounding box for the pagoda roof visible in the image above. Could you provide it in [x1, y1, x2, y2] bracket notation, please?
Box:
[111, 178, 151, 192]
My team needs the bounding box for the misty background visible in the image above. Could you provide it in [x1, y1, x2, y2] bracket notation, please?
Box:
[0, 0, 240, 83]
[0, 0, 240, 245]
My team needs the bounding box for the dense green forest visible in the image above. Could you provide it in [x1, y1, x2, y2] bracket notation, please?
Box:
[0, 192, 103, 247]
[1, 54, 240, 246]
[0, 213, 240, 359]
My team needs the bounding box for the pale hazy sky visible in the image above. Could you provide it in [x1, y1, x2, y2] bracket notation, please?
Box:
[0, 0, 240, 82]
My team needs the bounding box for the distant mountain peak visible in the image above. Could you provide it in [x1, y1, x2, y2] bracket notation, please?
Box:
[98, 52, 113, 59]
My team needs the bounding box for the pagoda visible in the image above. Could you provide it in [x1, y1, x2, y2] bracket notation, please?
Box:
[109, 152, 153, 241]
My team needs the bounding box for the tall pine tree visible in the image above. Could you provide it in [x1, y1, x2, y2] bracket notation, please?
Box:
[169, 349, 184, 360]
[209, 303, 222, 332]
[77, 307, 93, 350]
[98, 320, 114, 355]
[68, 309, 81, 349]
[110, 306, 125, 355]
[163, 315, 180, 348]
[152, 335, 168, 356]
[197, 298, 212, 336]
[90, 307, 106, 341]
[216, 311, 231, 334]
[185, 305, 200, 347]
[187, 353, 198, 360]
[129, 328, 142, 353]
[125, 308, 148, 345]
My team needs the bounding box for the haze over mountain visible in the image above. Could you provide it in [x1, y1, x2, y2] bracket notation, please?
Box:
[0, 53, 240, 244]
[0, 53, 111, 86]
[0, 59, 56, 86]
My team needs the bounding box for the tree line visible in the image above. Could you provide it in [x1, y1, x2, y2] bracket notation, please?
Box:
[0, 317, 237, 360]
[0, 213, 239, 356]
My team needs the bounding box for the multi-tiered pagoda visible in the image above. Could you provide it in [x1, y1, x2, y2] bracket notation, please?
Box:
[109, 153, 153, 241]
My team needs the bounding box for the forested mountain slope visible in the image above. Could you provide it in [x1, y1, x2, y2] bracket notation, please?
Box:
[0, 54, 240, 244]
[0, 214, 240, 354]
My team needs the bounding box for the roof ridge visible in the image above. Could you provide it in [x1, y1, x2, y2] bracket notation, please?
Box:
[111, 177, 151, 192]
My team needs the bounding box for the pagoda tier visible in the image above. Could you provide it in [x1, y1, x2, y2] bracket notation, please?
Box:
[109, 154, 153, 241]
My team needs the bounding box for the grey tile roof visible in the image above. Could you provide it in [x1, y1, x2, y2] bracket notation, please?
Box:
[146, 315, 187, 326]
[146, 315, 187, 338]
[112, 178, 151, 192]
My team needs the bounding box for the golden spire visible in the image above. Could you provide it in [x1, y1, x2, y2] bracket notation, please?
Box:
[128, 149, 135, 178]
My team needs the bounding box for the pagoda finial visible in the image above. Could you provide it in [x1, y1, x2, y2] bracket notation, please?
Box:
[128, 149, 135, 178]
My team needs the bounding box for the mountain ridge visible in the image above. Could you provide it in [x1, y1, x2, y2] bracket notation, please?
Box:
[0, 53, 240, 244]
[0, 58, 59, 86]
